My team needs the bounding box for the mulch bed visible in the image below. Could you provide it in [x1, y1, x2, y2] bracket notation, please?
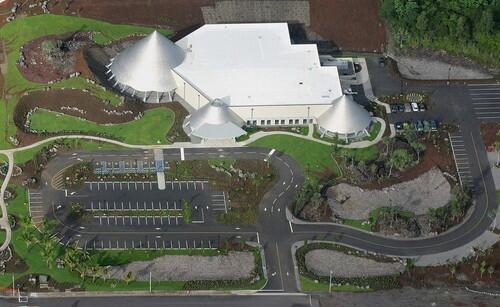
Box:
[360, 138, 455, 190]
[18, 31, 97, 83]
[43, 0, 385, 52]
[480, 123, 499, 148]
[401, 242, 500, 288]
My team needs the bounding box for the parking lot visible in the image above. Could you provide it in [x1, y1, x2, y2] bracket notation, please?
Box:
[467, 83, 500, 122]
[387, 100, 440, 133]
[56, 179, 229, 229]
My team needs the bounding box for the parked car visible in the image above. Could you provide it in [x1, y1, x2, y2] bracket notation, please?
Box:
[390, 104, 399, 113]
[397, 104, 405, 112]
[411, 102, 419, 112]
[415, 120, 424, 132]
[430, 120, 438, 131]
[423, 120, 431, 131]
[404, 103, 412, 112]
[379, 57, 386, 67]
[395, 122, 403, 131]
[418, 103, 427, 112]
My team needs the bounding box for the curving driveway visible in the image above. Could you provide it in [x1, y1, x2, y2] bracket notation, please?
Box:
[0, 124, 496, 293]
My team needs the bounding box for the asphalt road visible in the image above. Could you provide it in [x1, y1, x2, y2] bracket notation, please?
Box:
[0, 294, 314, 307]
[35, 139, 496, 293]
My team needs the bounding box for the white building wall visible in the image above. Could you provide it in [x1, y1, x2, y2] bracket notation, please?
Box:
[172, 70, 210, 109]
[173, 72, 332, 127]
[231, 104, 331, 126]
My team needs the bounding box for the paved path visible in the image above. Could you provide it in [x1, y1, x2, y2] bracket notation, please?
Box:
[0, 151, 13, 251]
[240, 117, 386, 148]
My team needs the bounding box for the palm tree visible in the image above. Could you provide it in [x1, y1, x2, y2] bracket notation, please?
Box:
[448, 265, 457, 279]
[471, 262, 479, 274]
[494, 138, 500, 166]
[124, 271, 134, 285]
[410, 141, 426, 163]
[487, 265, 495, 278]
[479, 261, 487, 278]
[20, 228, 36, 249]
[64, 243, 79, 271]
[40, 243, 56, 269]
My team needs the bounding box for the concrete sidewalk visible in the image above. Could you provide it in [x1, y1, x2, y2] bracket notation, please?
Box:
[240, 117, 386, 149]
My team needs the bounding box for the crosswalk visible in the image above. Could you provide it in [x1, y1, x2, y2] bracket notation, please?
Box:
[211, 192, 227, 213]
[27, 189, 45, 226]
[467, 83, 500, 121]
[449, 132, 473, 187]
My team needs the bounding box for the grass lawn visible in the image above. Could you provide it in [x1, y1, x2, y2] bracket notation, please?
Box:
[342, 219, 373, 232]
[300, 275, 372, 292]
[0, 14, 172, 92]
[250, 135, 381, 179]
[365, 121, 382, 142]
[0, 14, 173, 149]
[250, 135, 338, 179]
[29, 108, 174, 145]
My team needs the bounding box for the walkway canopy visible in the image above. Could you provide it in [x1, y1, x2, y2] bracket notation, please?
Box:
[183, 99, 246, 140]
[108, 31, 185, 101]
[317, 95, 372, 140]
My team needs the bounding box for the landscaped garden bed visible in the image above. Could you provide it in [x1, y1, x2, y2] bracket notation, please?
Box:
[296, 242, 403, 292]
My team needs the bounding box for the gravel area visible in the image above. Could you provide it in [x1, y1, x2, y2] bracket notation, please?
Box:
[108, 251, 255, 281]
[327, 168, 451, 220]
[305, 249, 405, 278]
[395, 56, 492, 80]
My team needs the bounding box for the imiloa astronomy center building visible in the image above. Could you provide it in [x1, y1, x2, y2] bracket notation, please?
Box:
[107, 23, 373, 141]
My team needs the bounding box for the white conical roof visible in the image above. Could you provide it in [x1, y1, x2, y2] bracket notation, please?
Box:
[110, 31, 185, 93]
[186, 99, 246, 139]
[317, 95, 372, 135]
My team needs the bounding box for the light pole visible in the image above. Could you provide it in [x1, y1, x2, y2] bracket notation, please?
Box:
[329, 270, 333, 293]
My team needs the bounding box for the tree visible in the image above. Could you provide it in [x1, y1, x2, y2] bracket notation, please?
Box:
[494, 135, 500, 166]
[477, 8, 494, 35]
[409, 141, 426, 163]
[20, 228, 36, 249]
[449, 265, 457, 278]
[40, 239, 57, 269]
[388, 149, 413, 176]
[480, 260, 487, 278]
[487, 265, 495, 278]
[472, 262, 479, 273]
[382, 136, 394, 157]
[124, 271, 134, 285]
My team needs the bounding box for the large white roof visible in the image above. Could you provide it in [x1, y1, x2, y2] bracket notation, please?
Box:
[317, 95, 372, 135]
[175, 23, 342, 106]
[110, 31, 185, 93]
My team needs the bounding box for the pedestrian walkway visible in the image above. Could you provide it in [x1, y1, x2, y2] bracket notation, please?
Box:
[449, 132, 473, 187]
[240, 117, 386, 149]
[28, 189, 45, 227]
[467, 83, 500, 122]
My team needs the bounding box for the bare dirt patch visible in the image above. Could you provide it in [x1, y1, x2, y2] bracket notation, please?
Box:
[480, 122, 500, 148]
[309, 0, 386, 52]
[108, 251, 254, 281]
[305, 249, 405, 278]
[18, 31, 97, 83]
